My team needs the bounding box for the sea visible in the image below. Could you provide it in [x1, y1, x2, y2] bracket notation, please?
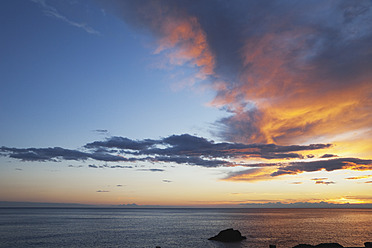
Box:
[0, 208, 371, 248]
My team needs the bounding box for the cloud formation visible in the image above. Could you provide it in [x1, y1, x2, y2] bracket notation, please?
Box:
[2, 134, 372, 181]
[271, 158, 372, 176]
[99, 0, 372, 146]
[31, 0, 100, 35]
[0, 134, 331, 168]
[0, 147, 129, 162]
[225, 158, 372, 181]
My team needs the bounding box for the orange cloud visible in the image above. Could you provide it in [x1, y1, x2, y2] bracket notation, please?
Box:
[223, 167, 278, 182]
[140, 2, 215, 82]
[345, 175, 372, 180]
[219, 32, 372, 145]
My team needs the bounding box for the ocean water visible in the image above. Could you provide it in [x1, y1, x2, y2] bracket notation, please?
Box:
[0, 208, 371, 248]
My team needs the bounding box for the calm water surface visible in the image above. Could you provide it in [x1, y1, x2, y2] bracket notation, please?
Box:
[0, 208, 371, 248]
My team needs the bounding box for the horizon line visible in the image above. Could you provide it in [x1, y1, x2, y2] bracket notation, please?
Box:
[1, 201, 372, 209]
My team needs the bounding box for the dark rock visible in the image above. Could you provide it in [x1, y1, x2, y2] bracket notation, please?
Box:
[208, 228, 246, 242]
[293, 245, 316, 248]
[365, 242, 372, 248]
[293, 244, 344, 248]
[315, 243, 344, 248]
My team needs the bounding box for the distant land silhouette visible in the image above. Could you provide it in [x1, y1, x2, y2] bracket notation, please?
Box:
[1, 201, 372, 208]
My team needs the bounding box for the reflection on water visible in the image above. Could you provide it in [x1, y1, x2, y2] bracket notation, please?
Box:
[0, 208, 371, 248]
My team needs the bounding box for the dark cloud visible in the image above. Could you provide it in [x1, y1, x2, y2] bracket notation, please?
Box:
[96, 190, 109, 193]
[311, 178, 328, 181]
[88, 164, 133, 169]
[109, 165, 133, 169]
[162, 179, 172, 183]
[86, 134, 331, 161]
[271, 158, 372, 176]
[0, 134, 332, 168]
[0, 147, 128, 162]
[137, 169, 164, 172]
[2, 135, 369, 178]
[320, 154, 338, 158]
[224, 158, 372, 181]
[85, 136, 157, 151]
[315, 181, 335, 185]
[0, 134, 333, 171]
[83, 134, 331, 167]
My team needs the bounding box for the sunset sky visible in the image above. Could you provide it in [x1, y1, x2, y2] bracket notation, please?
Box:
[1, 0, 372, 207]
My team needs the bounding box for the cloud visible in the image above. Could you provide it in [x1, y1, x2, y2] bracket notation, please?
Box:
[137, 169, 164, 172]
[311, 178, 328, 181]
[0, 147, 128, 162]
[366, 181, 372, 184]
[345, 175, 372, 180]
[239, 201, 372, 208]
[223, 167, 277, 182]
[320, 154, 338, 158]
[1, 134, 371, 181]
[224, 158, 372, 182]
[31, 0, 100, 35]
[271, 158, 372, 176]
[93, 129, 108, 134]
[162, 179, 172, 183]
[315, 181, 336, 185]
[86, 136, 157, 151]
[86, 134, 331, 163]
[99, 0, 372, 147]
[290, 182, 303, 185]
[88, 164, 133, 169]
[96, 190, 109, 193]
[109, 165, 133, 169]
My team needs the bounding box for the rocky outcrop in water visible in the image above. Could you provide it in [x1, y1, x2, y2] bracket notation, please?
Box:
[293, 244, 343, 248]
[291, 242, 372, 248]
[208, 228, 246, 242]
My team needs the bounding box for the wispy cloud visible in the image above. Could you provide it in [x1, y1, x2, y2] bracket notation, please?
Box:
[137, 169, 164, 172]
[345, 175, 372, 180]
[31, 0, 100, 35]
[311, 178, 328, 181]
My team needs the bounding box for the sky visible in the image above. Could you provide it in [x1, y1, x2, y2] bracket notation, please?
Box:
[1, 0, 372, 207]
